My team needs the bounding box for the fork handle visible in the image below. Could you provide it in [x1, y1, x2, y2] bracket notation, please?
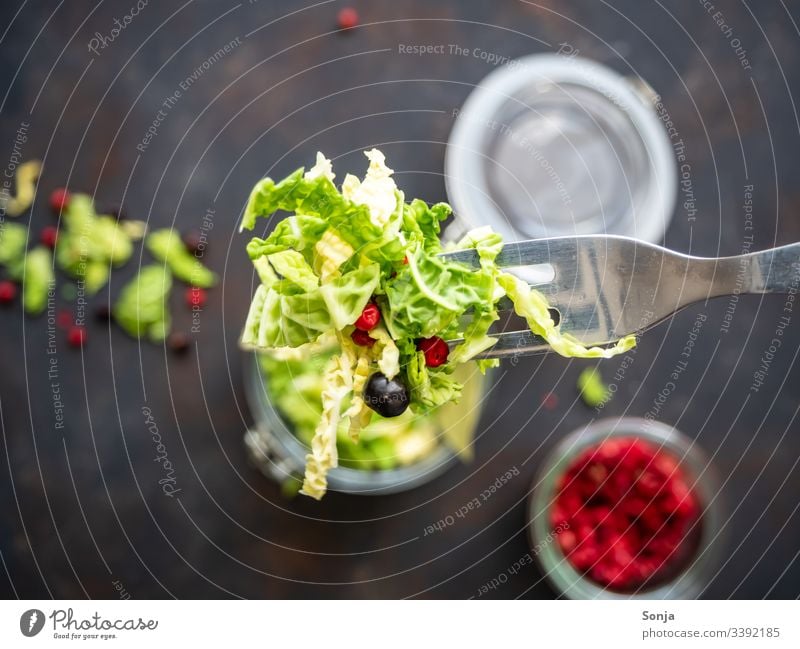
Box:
[704, 242, 800, 297]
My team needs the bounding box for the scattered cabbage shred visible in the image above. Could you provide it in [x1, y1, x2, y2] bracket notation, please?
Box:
[241, 150, 636, 499]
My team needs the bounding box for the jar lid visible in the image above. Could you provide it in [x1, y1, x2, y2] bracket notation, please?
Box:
[445, 54, 677, 244]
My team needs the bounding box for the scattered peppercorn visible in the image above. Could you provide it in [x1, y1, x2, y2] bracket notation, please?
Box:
[67, 326, 87, 348]
[337, 7, 359, 30]
[0, 280, 17, 304]
[94, 304, 112, 322]
[40, 226, 58, 249]
[417, 336, 449, 367]
[185, 286, 207, 308]
[57, 310, 74, 329]
[167, 331, 191, 354]
[541, 391, 559, 410]
[49, 188, 71, 213]
[182, 229, 203, 254]
[351, 329, 376, 347]
[354, 301, 380, 331]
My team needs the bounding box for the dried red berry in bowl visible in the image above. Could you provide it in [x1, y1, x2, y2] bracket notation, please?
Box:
[550, 436, 702, 593]
[528, 419, 722, 599]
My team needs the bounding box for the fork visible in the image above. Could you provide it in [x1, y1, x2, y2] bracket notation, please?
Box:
[440, 235, 800, 359]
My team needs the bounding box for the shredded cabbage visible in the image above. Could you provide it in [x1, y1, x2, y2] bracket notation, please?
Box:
[241, 149, 636, 498]
[113, 265, 172, 341]
[300, 339, 357, 499]
[2, 160, 41, 216]
[146, 228, 217, 288]
[21, 247, 53, 315]
[497, 273, 637, 358]
[0, 222, 28, 268]
[55, 194, 137, 295]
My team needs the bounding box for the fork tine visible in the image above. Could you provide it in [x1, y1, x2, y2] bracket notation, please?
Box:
[442, 236, 589, 295]
[447, 330, 552, 358]
[442, 235, 654, 355]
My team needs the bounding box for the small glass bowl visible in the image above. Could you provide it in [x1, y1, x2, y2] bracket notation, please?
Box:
[528, 418, 725, 599]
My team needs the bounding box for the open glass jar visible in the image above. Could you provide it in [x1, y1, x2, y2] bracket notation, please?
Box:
[528, 418, 724, 599]
[446, 54, 677, 244]
[244, 353, 491, 496]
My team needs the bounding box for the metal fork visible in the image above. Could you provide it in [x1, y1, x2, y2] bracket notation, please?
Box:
[440, 235, 800, 359]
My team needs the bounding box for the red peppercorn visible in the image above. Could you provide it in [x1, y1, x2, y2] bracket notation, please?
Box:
[49, 188, 71, 213]
[40, 225, 58, 248]
[67, 326, 87, 348]
[0, 280, 17, 304]
[541, 391, 559, 410]
[337, 7, 359, 30]
[353, 301, 380, 331]
[57, 310, 73, 329]
[185, 286, 207, 308]
[417, 336, 449, 367]
[351, 329, 375, 347]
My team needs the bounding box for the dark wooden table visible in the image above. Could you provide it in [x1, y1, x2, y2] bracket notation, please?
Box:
[1, 0, 799, 599]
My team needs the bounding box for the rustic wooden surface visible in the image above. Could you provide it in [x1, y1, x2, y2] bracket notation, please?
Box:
[1, 0, 799, 599]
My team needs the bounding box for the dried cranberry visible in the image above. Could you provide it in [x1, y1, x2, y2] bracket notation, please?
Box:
[40, 226, 58, 248]
[337, 7, 359, 30]
[567, 545, 599, 571]
[185, 286, 207, 308]
[553, 435, 701, 592]
[49, 188, 71, 213]
[67, 326, 87, 348]
[634, 470, 663, 498]
[417, 336, 449, 367]
[0, 280, 17, 304]
[354, 302, 380, 331]
[351, 329, 376, 347]
[652, 452, 680, 478]
[557, 530, 577, 554]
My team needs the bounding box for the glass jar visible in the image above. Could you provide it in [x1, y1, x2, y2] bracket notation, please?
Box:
[527, 418, 725, 599]
[446, 54, 677, 244]
[243, 354, 491, 496]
